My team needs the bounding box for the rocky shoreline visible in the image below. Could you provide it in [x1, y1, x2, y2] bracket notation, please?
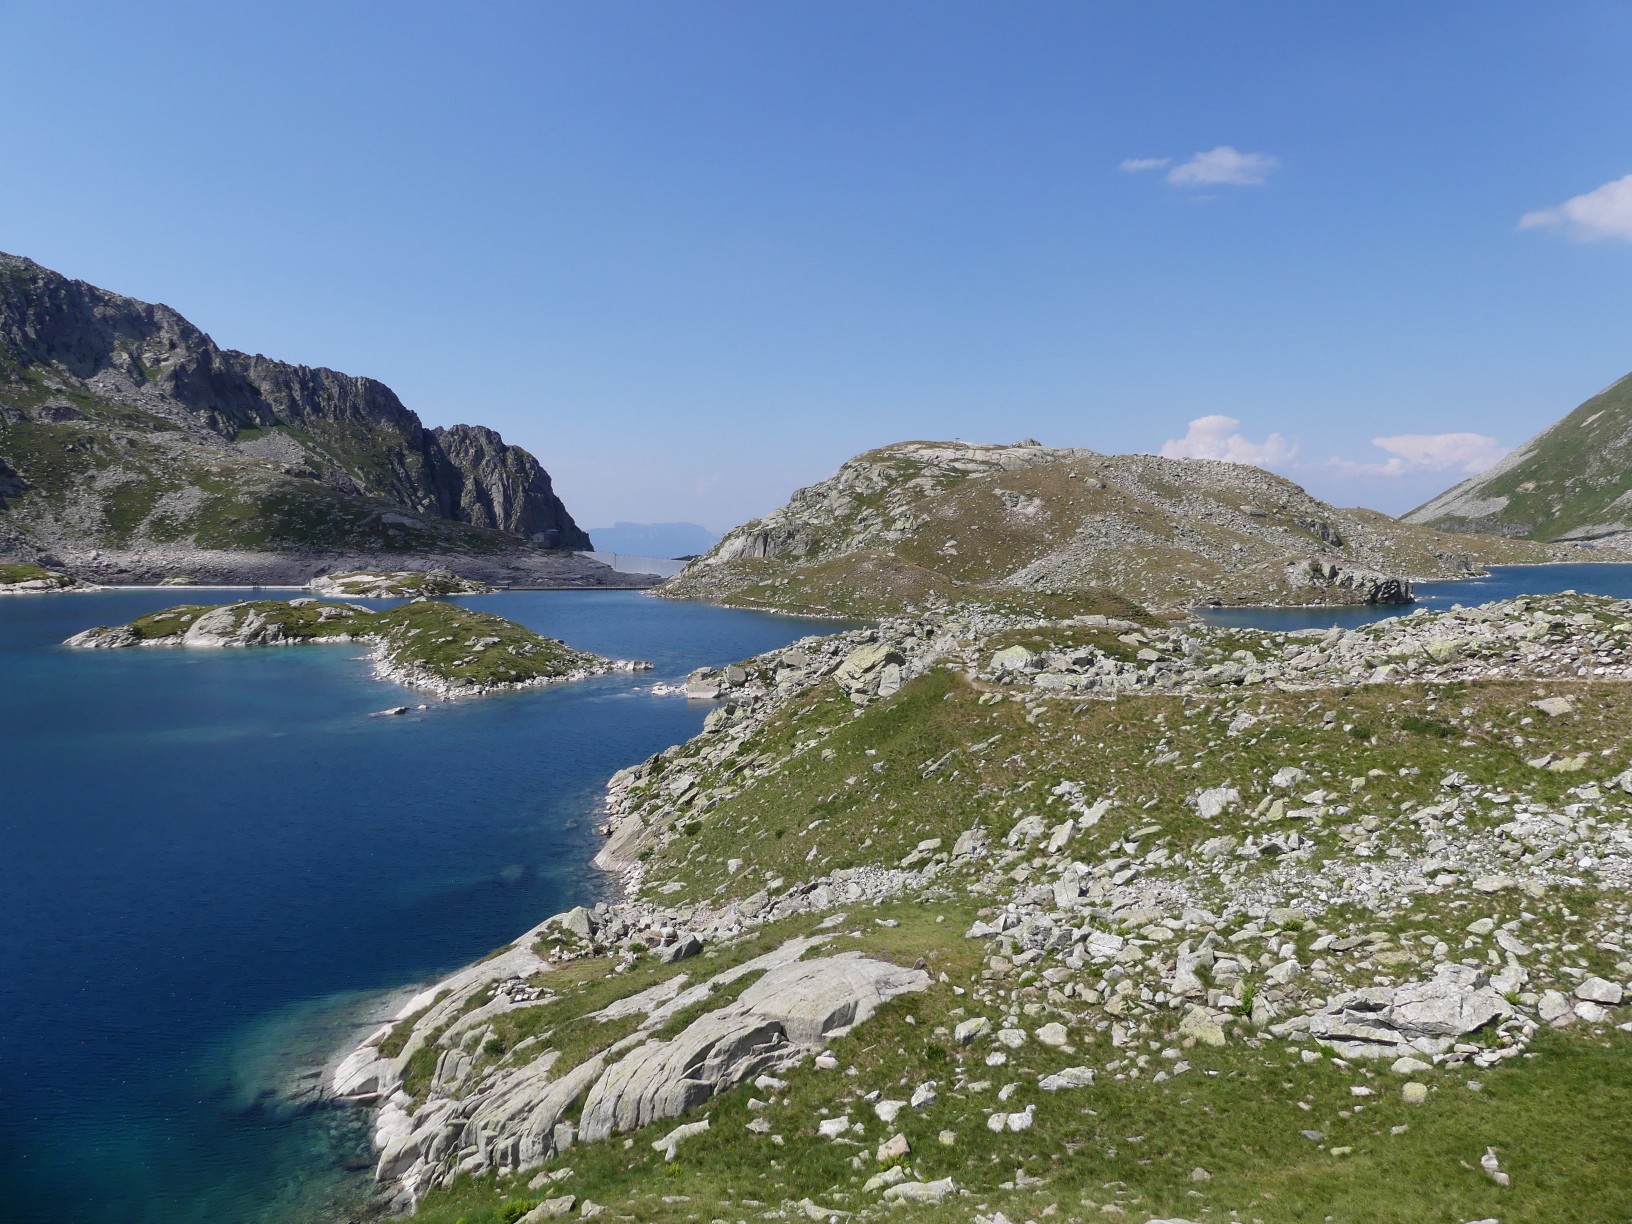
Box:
[5, 545, 662, 590]
[326, 588, 1632, 1221]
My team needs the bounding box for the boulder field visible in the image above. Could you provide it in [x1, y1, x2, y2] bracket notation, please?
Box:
[332, 590, 1632, 1222]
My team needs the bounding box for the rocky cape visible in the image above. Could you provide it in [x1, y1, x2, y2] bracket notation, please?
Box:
[0, 252, 633, 587]
[64, 597, 645, 697]
[328, 588, 1632, 1222]
[661, 440, 1567, 618]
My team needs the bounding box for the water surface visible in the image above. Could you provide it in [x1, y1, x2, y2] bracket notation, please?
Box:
[0, 588, 850, 1224]
[1194, 562, 1632, 631]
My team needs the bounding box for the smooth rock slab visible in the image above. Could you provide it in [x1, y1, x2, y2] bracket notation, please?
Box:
[579, 952, 928, 1142]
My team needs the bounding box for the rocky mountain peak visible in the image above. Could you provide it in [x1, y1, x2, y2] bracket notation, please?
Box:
[0, 251, 592, 566]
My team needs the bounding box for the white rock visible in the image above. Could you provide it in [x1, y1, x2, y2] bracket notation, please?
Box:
[1576, 977, 1624, 1005]
[1195, 787, 1241, 820]
[874, 1098, 906, 1124]
[1039, 1066, 1096, 1091]
[882, 1177, 957, 1204]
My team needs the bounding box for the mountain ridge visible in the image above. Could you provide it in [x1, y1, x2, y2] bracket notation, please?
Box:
[0, 252, 608, 584]
[1406, 370, 1632, 545]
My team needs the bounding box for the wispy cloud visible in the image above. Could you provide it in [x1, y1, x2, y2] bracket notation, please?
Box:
[1520, 174, 1632, 242]
[1166, 146, 1279, 187]
[1160, 415, 1297, 466]
[1118, 157, 1171, 173]
[1328, 433, 1507, 478]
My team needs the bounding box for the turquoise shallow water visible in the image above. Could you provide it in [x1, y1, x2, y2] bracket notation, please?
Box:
[0, 588, 851, 1224]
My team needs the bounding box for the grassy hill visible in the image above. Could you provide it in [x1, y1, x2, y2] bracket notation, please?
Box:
[663, 440, 1561, 617]
[1407, 371, 1632, 543]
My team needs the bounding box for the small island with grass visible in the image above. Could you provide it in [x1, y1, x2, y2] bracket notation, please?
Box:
[65, 598, 645, 696]
[0, 562, 92, 594]
[307, 569, 497, 599]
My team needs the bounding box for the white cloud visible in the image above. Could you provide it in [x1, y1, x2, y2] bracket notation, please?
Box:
[1166, 146, 1279, 187]
[1119, 156, 1171, 173]
[1160, 415, 1297, 466]
[1520, 174, 1632, 242]
[1328, 432, 1507, 478]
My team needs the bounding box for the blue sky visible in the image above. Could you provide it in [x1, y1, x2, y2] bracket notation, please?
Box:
[6, 1, 1632, 531]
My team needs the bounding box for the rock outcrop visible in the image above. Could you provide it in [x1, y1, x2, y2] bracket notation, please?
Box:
[580, 954, 928, 1140]
[1292, 964, 1516, 1059]
[429, 425, 588, 547]
[334, 931, 926, 1207]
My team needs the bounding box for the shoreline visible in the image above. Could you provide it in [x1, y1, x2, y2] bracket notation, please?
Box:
[1190, 557, 1632, 616]
[310, 578, 1632, 1218]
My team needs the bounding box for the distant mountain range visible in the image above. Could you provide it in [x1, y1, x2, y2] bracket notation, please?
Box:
[586, 521, 720, 558]
[1407, 371, 1632, 547]
[0, 253, 598, 583]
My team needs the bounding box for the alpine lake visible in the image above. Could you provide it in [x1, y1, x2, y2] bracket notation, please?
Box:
[5, 563, 1632, 1223]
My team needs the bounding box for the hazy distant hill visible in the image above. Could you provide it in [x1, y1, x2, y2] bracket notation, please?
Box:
[1407, 372, 1632, 546]
[663, 439, 1559, 616]
[586, 521, 720, 558]
[0, 253, 598, 582]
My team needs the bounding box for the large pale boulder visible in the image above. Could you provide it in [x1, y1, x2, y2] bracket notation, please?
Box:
[1299, 964, 1512, 1059]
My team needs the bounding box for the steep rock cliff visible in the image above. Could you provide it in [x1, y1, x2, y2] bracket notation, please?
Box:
[0, 252, 590, 563]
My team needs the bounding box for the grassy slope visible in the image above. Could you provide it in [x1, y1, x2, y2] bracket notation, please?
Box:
[1413, 372, 1632, 540]
[396, 640, 1632, 1223]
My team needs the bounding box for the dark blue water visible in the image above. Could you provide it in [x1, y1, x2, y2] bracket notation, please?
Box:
[0, 589, 851, 1224]
[1195, 562, 1632, 631]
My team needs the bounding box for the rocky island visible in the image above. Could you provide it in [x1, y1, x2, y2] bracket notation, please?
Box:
[0, 561, 92, 593]
[65, 598, 640, 696]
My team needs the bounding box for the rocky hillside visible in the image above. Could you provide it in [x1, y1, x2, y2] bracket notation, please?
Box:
[0, 252, 600, 583]
[1407, 370, 1632, 545]
[332, 591, 1632, 1223]
[663, 441, 1562, 617]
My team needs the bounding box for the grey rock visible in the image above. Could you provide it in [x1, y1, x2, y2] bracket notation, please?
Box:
[1303, 965, 1512, 1058]
[578, 953, 928, 1141]
[1575, 977, 1624, 1005]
